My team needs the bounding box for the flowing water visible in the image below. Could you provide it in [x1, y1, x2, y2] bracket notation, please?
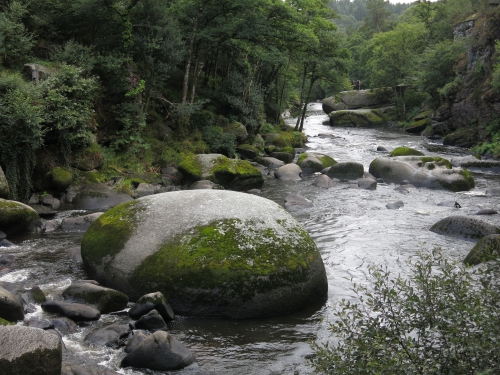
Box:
[2, 102, 500, 375]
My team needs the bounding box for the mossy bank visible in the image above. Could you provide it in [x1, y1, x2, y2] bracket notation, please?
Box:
[81, 190, 328, 318]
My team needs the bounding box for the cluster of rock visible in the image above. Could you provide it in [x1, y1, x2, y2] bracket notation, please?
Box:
[0, 274, 196, 373]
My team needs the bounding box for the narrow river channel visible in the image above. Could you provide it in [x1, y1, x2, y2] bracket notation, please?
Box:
[2, 102, 500, 375]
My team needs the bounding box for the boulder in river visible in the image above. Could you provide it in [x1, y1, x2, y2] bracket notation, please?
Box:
[84, 323, 131, 348]
[128, 291, 174, 322]
[179, 154, 264, 191]
[284, 193, 314, 211]
[0, 167, 9, 199]
[312, 175, 335, 188]
[274, 164, 302, 181]
[322, 88, 393, 114]
[0, 199, 40, 235]
[121, 331, 195, 371]
[72, 183, 133, 211]
[62, 281, 129, 314]
[326, 162, 364, 181]
[269, 151, 294, 164]
[0, 325, 62, 375]
[189, 180, 224, 190]
[61, 213, 103, 232]
[329, 109, 387, 127]
[386, 201, 404, 210]
[430, 215, 500, 240]
[46, 167, 73, 191]
[134, 309, 167, 331]
[464, 234, 500, 265]
[236, 144, 264, 160]
[369, 156, 475, 192]
[81, 190, 328, 318]
[41, 300, 101, 321]
[297, 152, 337, 174]
[0, 286, 24, 322]
[253, 156, 285, 170]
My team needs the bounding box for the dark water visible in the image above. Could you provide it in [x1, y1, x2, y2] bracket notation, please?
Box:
[2, 102, 500, 375]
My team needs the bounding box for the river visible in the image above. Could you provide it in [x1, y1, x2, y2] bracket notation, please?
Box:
[2, 102, 500, 375]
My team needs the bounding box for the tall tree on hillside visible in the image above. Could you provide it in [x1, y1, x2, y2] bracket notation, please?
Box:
[363, 0, 391, 34]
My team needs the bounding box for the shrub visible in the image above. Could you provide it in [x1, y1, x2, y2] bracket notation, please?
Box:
[311, 249, 500, 375]
[202, 126, 236, 158]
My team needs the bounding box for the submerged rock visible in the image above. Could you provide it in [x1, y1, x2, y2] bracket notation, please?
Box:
[81, 190, 328, 318]
[386, 201, 404, 210]
[72, 183, 133, 211]
[369, 156, 474, 192]
[284, 193, 314, 211]
[0, 325, 62, 375]
[62, 281, 129, 314]
[430, 216, 500, 240]
[121, 331, 195, 371]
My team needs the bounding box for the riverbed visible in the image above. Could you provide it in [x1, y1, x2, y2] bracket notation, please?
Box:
[2, 102, 500, 375]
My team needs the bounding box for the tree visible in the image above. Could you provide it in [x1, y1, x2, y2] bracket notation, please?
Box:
[363, 0, 391, 34]
[311, 249, 500, 374]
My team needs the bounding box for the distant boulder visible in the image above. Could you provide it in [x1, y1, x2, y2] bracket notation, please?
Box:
[430, 216, 500, 240]
[0, 167, 9, 199]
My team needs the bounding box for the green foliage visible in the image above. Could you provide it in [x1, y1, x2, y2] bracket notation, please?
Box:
[311, 249, 500, 374]
[259, 123, 277, 134]
[202, 126, 236, 158]
[50, 40, 97, 74]
[0, 1, 35, 68]
[470, 118, 500, 158]
[439, 76, 463, 103]
[41, 64, 99, 164]
[0, 72, 44, 200]
[490, 41, 500, 93]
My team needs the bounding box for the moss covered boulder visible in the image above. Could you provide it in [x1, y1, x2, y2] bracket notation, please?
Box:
[369, 156, 475, 192]
[322, 88, 394, 114]
[46, 167, 73, 191]
[71, 143, 105, 171]
[81, 190, 328, 318]
[178, 154, 264, 191]
[73, 183, 133, 211]
[0, 199, 40, 235]
[326, 162, 364, 180]
[329, 109, 387, 127]
[430, 216, 500, 240]
[0, 167, 9, 199]
[297, 152, 337, 174]
[464, 234, 500, 265]
[390, 147, 424, 157]
[236, 144, 264, 160]
[62, 281, 129, 314]
[224, 122, 248, 143]
[405, 111, 432, 134]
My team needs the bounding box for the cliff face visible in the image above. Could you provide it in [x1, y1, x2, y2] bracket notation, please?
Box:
[430, 7, 500, 149]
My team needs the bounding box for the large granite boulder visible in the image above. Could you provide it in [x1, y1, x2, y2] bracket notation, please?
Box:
[178, 154, 264, 191]
[430, 216, 500, 240]
[236, 144, 264, 160]
[62, 281, 129, 313]
[0, 167, 9, 199]
[322, 88, 394, 114]
[81, 190, 328, 318]
[329, 109, 387, 127]
[0, 286, 24, 322]
[464, 234, 500, 265]
[297, 152, 337, 174]
[72, 183, 133, 211]
[369, 156, 475, 192]
[274, 164, 302, 181]
[0, 199, 40, 235]
[121, 331, 195, 371]
[46, 167, 73, 191]
[0, 325, 62, 375]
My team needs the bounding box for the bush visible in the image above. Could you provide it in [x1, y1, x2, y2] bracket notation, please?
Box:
[311, 249, 500, 375]
[202, 126, 236, 158]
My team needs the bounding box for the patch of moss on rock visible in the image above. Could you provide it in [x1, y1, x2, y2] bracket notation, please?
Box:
[0, 317, 13, 325]
[390, 147, 424, 157]
[49, 167, 73, 191]
[419, 157, 452, 169]
[178, 155, 204, 181]
[81, 200, 142, 269]
[297, 153, 337, 173]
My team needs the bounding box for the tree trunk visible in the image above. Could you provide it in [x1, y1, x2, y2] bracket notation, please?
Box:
[182, 15, 199, 104]
[294, 65, 308, 131]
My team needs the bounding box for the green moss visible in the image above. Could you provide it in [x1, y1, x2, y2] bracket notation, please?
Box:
[390, 147, 424, 157]
[131, 218, 319, 303]
[282, 146, 295, 155]
[419, 157, 452, 169]
[318, 155, 337, 168]
[0, 317, 13, 325]
[0, 199, 39, 233]
[408, 118, 429, 129]
[211, 156, 260, 178]
[81, 200, 143, 264]
[464, 235, 500, 265]
[178, 155, 204, 180]
[297, 153, 308, 165]
[437, 169, 475, 192]
[50, 167, 73, 190]
[81, 171, 102, 183]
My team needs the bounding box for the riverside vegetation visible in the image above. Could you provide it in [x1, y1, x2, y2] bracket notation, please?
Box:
[1, 0, 500, 374]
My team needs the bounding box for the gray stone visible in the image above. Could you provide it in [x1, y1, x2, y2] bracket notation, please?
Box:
[30, 204, 56, 217]
[394, 186, 410, 194]
[43, 220, 60, 233]
[274, 164, 302, 181]
[134, 183, 158, 198]
[269, 152, 294, 164]
[72, 183, 133, 211]
[125, 331, 149, 353]
[369, 156, 475, 192]
[22, 286, 46, 304]
[41, 300, 101, 321]
[121, 331, 196, 371]
[486, 188, 500, 196]
[236, 145, 264, 160]
[51, 318, 78, 335]
[326, 162, 364, 180]
[62, 281, 129, 314]
[312, 175, 335, 188]
[66, 247, 82, 264]
[0, 325, 62, 375]
[386, 201, 404, 209]
[81, 190, 328, 318]
[473, 209, 498, 215]
[358, 178, 377, 190]
[61, 213, 103, 232]
[284, 193, 313, 211]
[0, 231, 5, 240]
[464, 234, 500, 265]
[84, 324, 131, 348]
[377, 146, 388, 152]
[329, 109, 387, 127]
[0, 286, 24, 321]
[135, 309, 167, 331]
[26, 318, 53, 330]
[0, 255, 15, 268]
[297, 152, 337, 174]
[430, 215, 500, 240]
[40, 194, 60, 210]
[253, 156, 285, 170]
[128, 292, 175, 322]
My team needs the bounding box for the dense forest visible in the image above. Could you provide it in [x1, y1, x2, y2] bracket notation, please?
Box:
[1, 0, 500, 201]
